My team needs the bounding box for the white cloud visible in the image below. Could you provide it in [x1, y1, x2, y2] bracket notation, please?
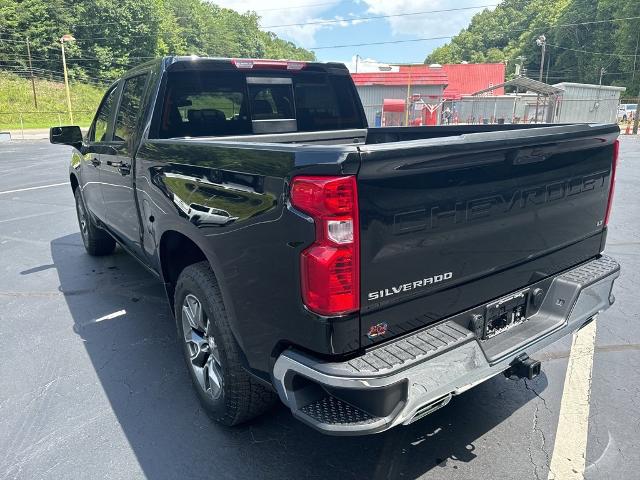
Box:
[343, 55, 399, 72]
[213, 1, 495, 53]
[214, 0, 337, 47]
[359, 0, 496, 38]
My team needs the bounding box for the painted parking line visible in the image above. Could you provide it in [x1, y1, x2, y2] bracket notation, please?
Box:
[547, 319, 597, 480]
[0, 182, 68, 196]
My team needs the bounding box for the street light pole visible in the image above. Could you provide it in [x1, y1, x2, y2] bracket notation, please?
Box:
[60, 34, 75, 124]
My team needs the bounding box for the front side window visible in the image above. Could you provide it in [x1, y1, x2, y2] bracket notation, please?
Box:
[114, 74, 148, 144]
[90, 87, 117, 142]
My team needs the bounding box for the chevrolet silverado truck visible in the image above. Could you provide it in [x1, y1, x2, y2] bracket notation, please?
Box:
[50, 56, 620, 435]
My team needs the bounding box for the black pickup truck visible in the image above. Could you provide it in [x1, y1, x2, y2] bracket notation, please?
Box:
[51, 56, 620, 435]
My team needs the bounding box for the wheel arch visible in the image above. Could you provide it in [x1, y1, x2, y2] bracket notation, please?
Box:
[157, 228, 260, 382]
[70, 172, 79, 193]
[159, 230, 218, 310]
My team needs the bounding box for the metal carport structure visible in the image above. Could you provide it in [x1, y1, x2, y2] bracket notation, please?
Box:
[470, 77, 564, 123]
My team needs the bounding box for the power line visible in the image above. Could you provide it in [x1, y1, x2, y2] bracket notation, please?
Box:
[1, 29, 156, 43]
[550, 16, 640, 28]
[308, 15, 640, 50]
[1, 64, 111, 82]
[311, 35, 453, 50]
[261, 4, 500, 29]
[546, 43, 640, 58]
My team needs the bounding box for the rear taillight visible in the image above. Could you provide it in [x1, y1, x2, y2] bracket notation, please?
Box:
[291, 176, 359, 316]
[604, 139, 619, 226]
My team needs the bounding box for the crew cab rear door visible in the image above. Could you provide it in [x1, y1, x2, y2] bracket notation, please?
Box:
[356, 124, 618, 345]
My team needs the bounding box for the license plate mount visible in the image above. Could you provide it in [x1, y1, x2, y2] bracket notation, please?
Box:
[483, 289, 530, 340]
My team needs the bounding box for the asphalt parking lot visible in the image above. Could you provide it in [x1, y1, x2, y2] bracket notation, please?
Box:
[0, 137, 638, 480]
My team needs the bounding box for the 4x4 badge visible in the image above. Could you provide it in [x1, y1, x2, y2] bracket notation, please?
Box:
[367, 322, 388, 339]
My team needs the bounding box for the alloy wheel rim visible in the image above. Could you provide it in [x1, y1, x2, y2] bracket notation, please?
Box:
[181, 293, 223, 400]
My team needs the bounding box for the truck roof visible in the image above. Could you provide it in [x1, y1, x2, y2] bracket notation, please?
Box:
[124, 56, 350, 78]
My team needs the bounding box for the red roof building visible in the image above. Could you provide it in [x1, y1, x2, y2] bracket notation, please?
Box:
[399, 63, 506, 100]
[351, 68, 448, 87]
[351, 68, 449, 126]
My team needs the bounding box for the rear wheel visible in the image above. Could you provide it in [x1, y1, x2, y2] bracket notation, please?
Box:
[74, 188, 116, 256]
[174, 261, 276, 426]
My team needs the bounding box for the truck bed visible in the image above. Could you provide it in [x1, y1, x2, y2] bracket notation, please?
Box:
[175, 123, 593, 146]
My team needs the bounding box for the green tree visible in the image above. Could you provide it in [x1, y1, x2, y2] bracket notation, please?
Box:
[425, 0, 639, 91]
[0, 0, 315, 86]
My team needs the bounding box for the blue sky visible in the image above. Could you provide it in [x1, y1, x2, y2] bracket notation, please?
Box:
[215, 0, 498, 68]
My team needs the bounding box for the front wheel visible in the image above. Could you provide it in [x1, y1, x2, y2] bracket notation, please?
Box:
[174, 261, 277, 426]
[74, 188, 116, 256]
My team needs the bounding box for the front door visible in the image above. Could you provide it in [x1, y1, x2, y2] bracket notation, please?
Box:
[82, 85, 119, 222]
[101, 73, 148, 255]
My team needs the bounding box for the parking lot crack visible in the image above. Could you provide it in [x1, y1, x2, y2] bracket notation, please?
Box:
[528, 398, 552, 480]
[524, 378, 551, 412]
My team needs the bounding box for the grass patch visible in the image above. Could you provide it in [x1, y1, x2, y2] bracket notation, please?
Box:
[0, 73, 106, 129]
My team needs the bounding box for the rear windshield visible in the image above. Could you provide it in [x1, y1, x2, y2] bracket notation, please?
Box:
[154, 70, 365, 138]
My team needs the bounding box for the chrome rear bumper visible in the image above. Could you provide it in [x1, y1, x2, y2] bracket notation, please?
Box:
[272, 255, 620, 435]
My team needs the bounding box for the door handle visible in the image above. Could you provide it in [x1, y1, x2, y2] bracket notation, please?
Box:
[106, 160, 131, 175]
[90, 157, 101, 167]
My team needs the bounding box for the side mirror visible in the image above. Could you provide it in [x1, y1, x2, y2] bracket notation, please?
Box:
[50, 126, 83, 148]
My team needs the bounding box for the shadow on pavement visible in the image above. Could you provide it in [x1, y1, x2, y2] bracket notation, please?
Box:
[51, 232, 546, 479]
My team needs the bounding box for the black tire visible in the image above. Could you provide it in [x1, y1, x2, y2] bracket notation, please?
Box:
[74, 188, 116, 256]
[174, 261, 277, 426]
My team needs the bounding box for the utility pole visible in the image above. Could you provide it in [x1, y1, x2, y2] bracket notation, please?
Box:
[535, 35, 546, 123]
[405, 64, 413, 126]
[515, 55, 526, 77]
[26, 37, 37, 109]
[633, 30, 639, 83]
[355, 54, 359, 73]
[599, 67, 606, 86]
[536, 35, 546, 82]
[60, 34, 75, 124]
[545, 53, 551, 84]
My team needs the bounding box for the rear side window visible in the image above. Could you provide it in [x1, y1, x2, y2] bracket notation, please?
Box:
[90, 87, 117, 142]
[114, 74, 148, 143]
[158, 71, 251, 139]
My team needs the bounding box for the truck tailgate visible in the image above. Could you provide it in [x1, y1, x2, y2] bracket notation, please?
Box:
[357, 124, 618, 345]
